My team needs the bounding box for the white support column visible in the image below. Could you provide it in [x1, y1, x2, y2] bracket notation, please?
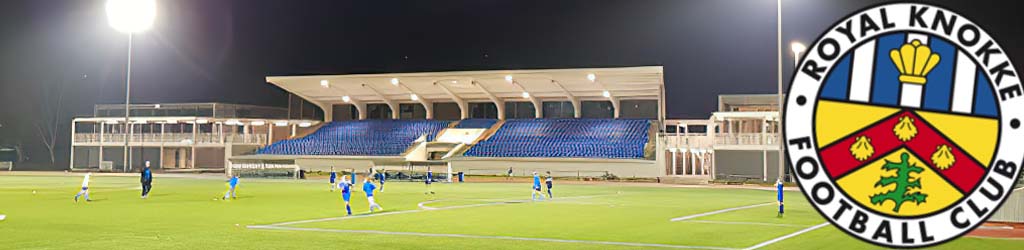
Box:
[437, 81, 469, 119]
[69, 120, 76, 170]
[511, 80, 544, 118]
[267, 123, 273, 146]
[671, 148, 677, 175]
[610, 96, 621, 118]
[473, 81, 505, 120]
[192, 122, 197, 169]
[363, 83, 400, 119]
[394, 80, 433, 119]
[160, 123, 165, 169]
[320, 104, 334, 122]
[352, 102, 367, 120]
[99, 122, 105, 168]
[291, 124, 297, 137]
[551, 79, 585, 119]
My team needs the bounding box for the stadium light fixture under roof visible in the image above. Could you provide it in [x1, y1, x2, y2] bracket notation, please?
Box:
[320, 80, 329, 88]
[391, 78, 400, 86]
[587, 73, 596, 82]
[298, 122, 312, 128]
[410, 94, 419, 101]
[251, 120, 266, 126]
[342, 95, 351, 103]
[602, 90, 611, 98]
[521, 92, 530, 98]
[274, 121, 289, 127]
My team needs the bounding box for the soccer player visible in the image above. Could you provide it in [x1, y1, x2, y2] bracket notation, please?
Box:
[362, 177, 383, 212]
[141, 161, 153, 199]
[329, 167, 337, 192]
[73, 172, 92, 202]
[338, 175, 353, 216]
[545, 171, 553, 199]
[506, 167, 514, 181]
[776, 178, 785, 217]
[531, 172, 544, 201]
[224, 175, 239, 200]
[424, 168, 435, 199]
[377, 169, 386, 193]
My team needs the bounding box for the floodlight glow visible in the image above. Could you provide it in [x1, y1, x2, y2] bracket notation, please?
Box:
[410, 94, 419, 101]
[602, 90, 611, 98]
[298, 122, 312, 128]
[791, 42, 807, 54]
[105, 0, 157, 33]
[274, 121, 289, 127]
[195, 119, 209, 124]
[153, 104, 161, 109]
[251, 120, 266, 126]
[320, 80, 329, 88]
[521, 92, 530, 98]
[342, 95, 351, 103]
[587, 73, 596, 82]
[390, 78, 399, 85]
[166, 119, 178, 124]
[504, 75, 513, 82]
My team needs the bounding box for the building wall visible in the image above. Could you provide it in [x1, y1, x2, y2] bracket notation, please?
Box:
[450, 158, 661, 178]
[713, 149, 780, 181]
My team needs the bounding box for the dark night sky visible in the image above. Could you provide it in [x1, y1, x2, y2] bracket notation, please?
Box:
[0, 0, 1021, 165]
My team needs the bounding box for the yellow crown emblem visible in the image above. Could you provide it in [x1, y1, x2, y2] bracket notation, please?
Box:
[889, 40, 941, 85]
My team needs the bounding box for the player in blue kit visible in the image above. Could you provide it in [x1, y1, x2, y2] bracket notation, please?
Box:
[338, 175, 353, 215]
[363, 177, 383, 212]
[776, 178, 784, 217]
[424, 168, 435, 199]
[377, 169, 386, 193]
[531, 172, 545, 201]
[223, 175, 238, 199]
[329, 167, 337, 192]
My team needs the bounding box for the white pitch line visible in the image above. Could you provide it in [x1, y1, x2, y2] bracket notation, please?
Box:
[248, 225, 737, 250]
[269, 193, 616, 226]
[670, 203, 773, 222]
[684, 220, 810, 228]
[742, 223, 829, 250]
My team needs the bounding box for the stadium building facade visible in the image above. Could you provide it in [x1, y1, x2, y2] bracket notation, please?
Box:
[68, 67, 784, 182]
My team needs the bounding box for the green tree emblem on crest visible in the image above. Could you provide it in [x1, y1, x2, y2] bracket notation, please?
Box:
[869, 152, 928, 213]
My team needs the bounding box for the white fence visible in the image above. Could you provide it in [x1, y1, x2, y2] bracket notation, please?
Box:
[989, 187, 1024, 223]
[74, 133, 265, 145]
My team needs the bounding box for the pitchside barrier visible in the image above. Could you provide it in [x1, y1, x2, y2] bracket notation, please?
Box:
[464, 168, 610, 180]
[230, 162, 300, 179]
[1, 161, 11, 171]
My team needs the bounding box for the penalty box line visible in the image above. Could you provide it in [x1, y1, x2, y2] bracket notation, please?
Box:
[263, 193, 620, 227]
[248, 225, 738, 250]
[742, 222, 829, 250]
[669, 202, 773, 222]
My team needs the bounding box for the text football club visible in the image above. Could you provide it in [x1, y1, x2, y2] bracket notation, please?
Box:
[784, 2, 1023, 248]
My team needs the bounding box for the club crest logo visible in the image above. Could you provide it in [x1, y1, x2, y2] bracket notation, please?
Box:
[784, 3, 1023, 248]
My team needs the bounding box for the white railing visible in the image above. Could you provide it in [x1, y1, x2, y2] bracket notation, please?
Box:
[661, 135, 714, 149]
[74, 133, 266, 145]
[714, 133, 779, 146]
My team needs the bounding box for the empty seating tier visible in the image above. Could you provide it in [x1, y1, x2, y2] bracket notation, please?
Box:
[455, 119, 498, 129]
[257, 120, 451, 156]
[464, 119, 649, 159]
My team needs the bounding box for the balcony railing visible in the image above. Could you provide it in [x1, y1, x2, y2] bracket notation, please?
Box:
[74, 133, 266, 145]
[659, 133, 780, 148]
[714, 133, 779, 146]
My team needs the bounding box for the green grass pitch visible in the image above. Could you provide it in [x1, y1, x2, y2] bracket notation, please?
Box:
[0, 175, 1018, 249]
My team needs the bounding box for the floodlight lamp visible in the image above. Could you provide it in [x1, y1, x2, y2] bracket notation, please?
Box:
[105, 0, 157, 33]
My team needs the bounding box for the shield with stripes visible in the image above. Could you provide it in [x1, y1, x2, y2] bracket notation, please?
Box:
[784, 2, 1023, 248]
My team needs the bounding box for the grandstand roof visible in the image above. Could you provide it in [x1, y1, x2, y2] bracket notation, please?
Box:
[266, 66, 664, 107]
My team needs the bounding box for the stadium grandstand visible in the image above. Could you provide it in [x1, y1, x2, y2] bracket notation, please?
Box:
[68, 67, 786, 183]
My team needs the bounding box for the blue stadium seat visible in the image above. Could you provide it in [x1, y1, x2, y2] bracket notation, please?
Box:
[455, 119, 498, 129]
[464, 119, 650, 159]
[256, 120, 452, 156]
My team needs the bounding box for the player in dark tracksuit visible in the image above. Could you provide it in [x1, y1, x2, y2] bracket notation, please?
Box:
[141, 161, 153, 199]
[545, 171, 553, 199]
[329, 167, 337, 192]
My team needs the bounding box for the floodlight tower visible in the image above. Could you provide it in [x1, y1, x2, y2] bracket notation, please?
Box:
[106, 0, 156, 172]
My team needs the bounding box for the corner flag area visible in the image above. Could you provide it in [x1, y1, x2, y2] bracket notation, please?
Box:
[0, 174, 1017, 249]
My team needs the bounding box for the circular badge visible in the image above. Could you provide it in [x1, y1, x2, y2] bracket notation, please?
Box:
[784, 2, 1023, 248]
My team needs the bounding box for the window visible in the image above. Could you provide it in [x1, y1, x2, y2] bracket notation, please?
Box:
[366, 104, 393, 119]
[505, 102, 535, 119]
[399, 104, 427, 119]
[619, 100, 657, 119]
[542, 101, 574, 119]
[581, 101, 614, 118]
[469, 103, 498, 119]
